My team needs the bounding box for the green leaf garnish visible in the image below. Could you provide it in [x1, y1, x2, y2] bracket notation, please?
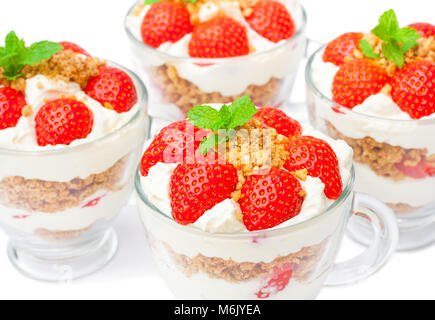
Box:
[359, 39, 380, 59]
[145, 0, 196, 4]
[187, 95, 258, 155]
[0, 31, 63, 80]
[364, 9, 420, 68]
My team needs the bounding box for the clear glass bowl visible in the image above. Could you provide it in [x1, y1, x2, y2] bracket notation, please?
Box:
[124, 1, 307, 121]
[305, 45, 435, 251]
[0, 62, 149, 281]
[135, 165, 398, 300]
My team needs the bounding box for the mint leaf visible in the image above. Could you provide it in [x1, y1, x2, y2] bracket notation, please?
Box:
[382, 42, 404, 68]
[359, 39, 380, 59]
[211, 104, 231, 132]
[0, 31, 62, 80]
[187, 105, 220, 129]
[393, 27, 421, 52]
[372, 9, 399, 41]
[227, 95, 258, 129]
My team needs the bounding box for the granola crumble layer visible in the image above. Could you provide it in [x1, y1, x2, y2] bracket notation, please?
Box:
[0, 157, 127, 214]
[164, 238, 327, 283]
[325, 121, 433, 181]
[387, 202, 422, 215]
[35, 226, 92, 242]
[152, 65, 285, 114]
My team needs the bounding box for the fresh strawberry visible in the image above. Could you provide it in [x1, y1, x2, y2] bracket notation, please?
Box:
[169, 163, 238, 225]
[256, 263, 293, 299]
[332, 59, 390, 109]
[141, 1, 193, 49]
[85, 66, 138, 113]
[59, 41, 90, 56]
[396, 158, 435, 179]
[246, 0, 296, 43]
[323, 32, 363, 66]
[284, 136, 342, 200]
[408, 23, 435, 38]
[188, 16, 249, 58]
[253, 108, 302, 137]
[35, 98, 94, 146]
[0, 87, 26, 130]
[240, 168, 304, 231]
[140, 120, 209, 176]
[391, 60, 435, 119]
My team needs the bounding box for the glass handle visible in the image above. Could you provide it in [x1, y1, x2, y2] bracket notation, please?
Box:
[325, 193, 399, 286]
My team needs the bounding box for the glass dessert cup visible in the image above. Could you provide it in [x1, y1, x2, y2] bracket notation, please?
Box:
[0, 63, 149, 281]
[135, 166, 398, 300]
[306, 46, 435, 251]
[124, 1, 307, 122]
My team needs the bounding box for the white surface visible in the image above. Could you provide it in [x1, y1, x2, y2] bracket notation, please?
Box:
[0, 0, 434, 300]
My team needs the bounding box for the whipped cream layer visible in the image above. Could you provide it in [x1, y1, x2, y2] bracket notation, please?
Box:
[126, 0, 305, 96]
[310, 51, 435, 154]
[0, 72, 146, 182]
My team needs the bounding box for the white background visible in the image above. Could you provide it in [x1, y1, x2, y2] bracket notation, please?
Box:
[0, 0, 434, 300]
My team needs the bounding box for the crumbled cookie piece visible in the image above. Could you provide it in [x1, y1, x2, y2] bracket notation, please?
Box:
[21, 105, 32, 117]
[387, 202, 421, 215]
[35, 226, 93, 242]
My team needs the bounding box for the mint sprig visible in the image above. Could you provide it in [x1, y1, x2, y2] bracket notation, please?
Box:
[359, 9, 420, 68]
[187, 95, 258, 155]
[0, 31, 63, 80]
[145, 0, 196, 4]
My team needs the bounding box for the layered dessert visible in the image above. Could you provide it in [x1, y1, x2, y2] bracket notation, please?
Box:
[125, 0, 306, 119]
[136, 96, 353, 299]
[307, 10, 435, 219]
[0, 32, 147, 242]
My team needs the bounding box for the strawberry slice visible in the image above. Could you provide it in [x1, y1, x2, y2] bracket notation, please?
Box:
[323, 32, 363, 66]
[246, 0, 296, 43]
[256, 263, 294, 299]
[332, 59, 390, 109]
[34, 98, 94, 146]
[408, 23, 435, 38]
[141, 1, 193, 48]
[284, 136, 342, 200]
[188, 16, 249, 58]
[0, 87, 26, 130]
[59, 41, 90, 56]
[396, 158, 435, 179]
[253, 107, 302, 137]
[240, 168, 304, 231]
[169, 163, 238, 225]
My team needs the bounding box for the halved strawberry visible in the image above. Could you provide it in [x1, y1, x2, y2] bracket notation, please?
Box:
[141, 1, 193, 48]
[323, 32, 363, 66]
[332, 59, 390, 109]
[240, 168, 304, 231]
[246, 0, 296, 43]
[85, 66, 138, 113]
[170, 163, 238, 225]
[0, 87, 26, 130]
[256, 263, 293, 299]
[284, 136, 342, 200]
[140, 120, 209, 176]
[396, 157, 435, 179]
[188, 16, 249, 58]
[391, 60, 435, 119]
[59, 41, 90, 56]
[35, 98, 94, 146]
[253, 108, 302, 137]
[408, 23, 435, 38]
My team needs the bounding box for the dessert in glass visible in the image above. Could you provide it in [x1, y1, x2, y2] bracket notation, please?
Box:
[125, 0, 307, 121]
[305, 10, 435, 250]
[0, 32, 148, 280]
[135, 96, 398, 299]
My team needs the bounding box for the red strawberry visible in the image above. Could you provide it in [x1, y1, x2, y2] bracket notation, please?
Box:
[85, 66, 138, 113]
[253, 108, 302, 137]
[240, 168, 304, 231]
[188, 16, 249, 58]
[391, 60, 435, 119]
[59, 41, 90, 56]
[170, 163, 238, 225]
[284, 136, 342, 200]
[323, 32, 363, 66]
[396, 157, 435, 179]
[140, 120, 209, 176]
[0, 87, 26, 130]
[408, 23, 435, 38]
[256, 263, 293, 299]
[246, 0, 296, 43]
[332, 59, 390, 109]
[141, 1, 193, 48]
[35, 98, 94, 146]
